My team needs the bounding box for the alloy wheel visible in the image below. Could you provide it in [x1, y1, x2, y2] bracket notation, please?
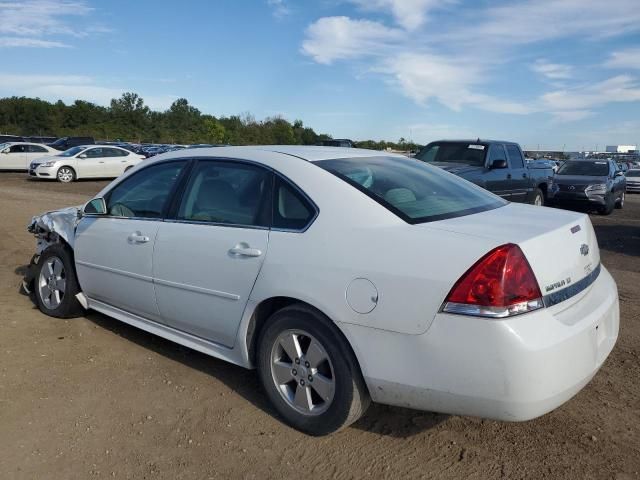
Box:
[38, 256, 66, 310]
[57, 167, 74, 183]
[270, 329, 335, 416]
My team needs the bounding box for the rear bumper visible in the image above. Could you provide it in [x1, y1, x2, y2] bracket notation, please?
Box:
[344, 266, 619, 421]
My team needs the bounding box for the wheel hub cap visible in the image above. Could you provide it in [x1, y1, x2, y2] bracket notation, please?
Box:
[37, 257, 66, 310]
[270, 329, 335, 416]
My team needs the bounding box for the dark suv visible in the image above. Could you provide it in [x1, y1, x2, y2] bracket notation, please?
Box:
[551, 160, 626, 215]
[48, 136, 95, 151]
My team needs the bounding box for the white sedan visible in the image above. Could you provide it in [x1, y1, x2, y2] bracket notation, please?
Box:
[25, 146, 619, 435]
[0, 142, 58, 170]
[29, 145, 144, 182]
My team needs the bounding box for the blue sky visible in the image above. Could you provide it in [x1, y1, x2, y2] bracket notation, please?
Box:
[1, 0, 639, 149]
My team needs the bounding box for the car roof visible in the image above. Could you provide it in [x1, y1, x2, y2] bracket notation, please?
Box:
[426, 139, 519, 145]
[146, 145, 405, 163]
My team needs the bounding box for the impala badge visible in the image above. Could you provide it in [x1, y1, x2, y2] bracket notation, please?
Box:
[580, 244, 589, 256]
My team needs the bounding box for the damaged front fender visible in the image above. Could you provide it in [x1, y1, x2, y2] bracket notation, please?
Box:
[27, 206, 82, 254]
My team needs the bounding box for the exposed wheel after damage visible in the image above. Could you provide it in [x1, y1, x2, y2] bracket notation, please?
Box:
[257, 304, 370, 435]
[34, 244, 84, 318]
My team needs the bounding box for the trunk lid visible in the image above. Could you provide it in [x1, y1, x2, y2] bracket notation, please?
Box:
[425, 203, 600, 306]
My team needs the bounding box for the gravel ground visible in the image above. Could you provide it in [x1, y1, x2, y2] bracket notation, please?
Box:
[0, 172, 638, 479]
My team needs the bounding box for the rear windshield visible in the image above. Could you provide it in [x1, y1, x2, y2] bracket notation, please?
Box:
[415, 142, 487, 167]
[627, 170, 640, 177]
[557, 161, 609, 176]
[316, 156, 506, 224]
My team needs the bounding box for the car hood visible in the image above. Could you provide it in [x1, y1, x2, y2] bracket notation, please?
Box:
[423, 203, 600, 305]
[30, 155, 61, 165]
[554, 175, 608, 185]
[428, 162, 484, 176]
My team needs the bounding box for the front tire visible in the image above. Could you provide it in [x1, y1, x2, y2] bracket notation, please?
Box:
[615, 192, 624, 209]
[600, 193, 615, 215]
[34, 244, 84, 318]
[57, 166, 76, 183]
[257, 304, 370, 435]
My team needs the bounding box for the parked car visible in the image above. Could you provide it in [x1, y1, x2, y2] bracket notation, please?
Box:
[0, 134, 25, 143]
[24, 136, 58, 144]
[551, 160, 626, 215]
[320, 139, 354, 148]
[415, 140, 555, 206]
[29, 145, 144, 182]
[24, 146, 618, 436]
[625, 169, 640, 193]
[48, 136, 95, 151]
[0, 142, 58, 170]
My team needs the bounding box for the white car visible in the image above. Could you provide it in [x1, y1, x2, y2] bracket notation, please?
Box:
[0, 142, 58, 170]
[29, 145, 144, 182]
[25, 146, 619, 435]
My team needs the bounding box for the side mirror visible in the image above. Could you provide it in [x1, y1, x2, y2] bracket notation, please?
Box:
[83, 197, 107, 215]
[490, 159, 508, 169]
[78, 153, 87, 159]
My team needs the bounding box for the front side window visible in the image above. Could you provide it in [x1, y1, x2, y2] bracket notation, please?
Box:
[105, 161, 186, 218]
[9, 144, 26, 153]
[317, 156, 506, 224]
[487, 144, 507, 163]
[84, 148, 104, 158]
[416, 142, 487, 167]
[177, 161, 271, 227]
[273, 177, 315, 230]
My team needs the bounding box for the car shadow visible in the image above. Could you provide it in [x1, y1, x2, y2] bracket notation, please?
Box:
[592, 224, 640, 257]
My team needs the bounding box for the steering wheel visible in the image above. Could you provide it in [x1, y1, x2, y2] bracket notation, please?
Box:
[110, 203, 135, 218]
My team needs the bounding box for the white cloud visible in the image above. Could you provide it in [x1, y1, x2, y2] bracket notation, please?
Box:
[0, 37, 69, 48]
[531, 59, 572, 80]
[605, 48, 640, 69]
[0, 74, 176, 111]
[0, 0, 107, 48]
[302, 16, 403, 64]
[347, 0, 452, 31]
[267, 0, 290, 18]
[302, 0, 640, 121]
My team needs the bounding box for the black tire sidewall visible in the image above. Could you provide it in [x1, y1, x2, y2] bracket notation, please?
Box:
[257, 306, 366, 435]
[533, 188, 544, 206]
[34, 244, 83, 318]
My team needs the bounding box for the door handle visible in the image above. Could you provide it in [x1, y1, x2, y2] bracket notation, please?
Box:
[128, 232, 150, 244]
[229, 244, 262, 257]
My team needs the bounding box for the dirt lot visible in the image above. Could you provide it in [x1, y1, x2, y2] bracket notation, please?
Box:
[0, 172, 638, 480]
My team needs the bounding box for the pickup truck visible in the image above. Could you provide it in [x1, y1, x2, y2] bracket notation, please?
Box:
[415, 140, 555, 206]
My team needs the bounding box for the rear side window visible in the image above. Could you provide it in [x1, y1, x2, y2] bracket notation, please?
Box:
[273, 177, 315, 231]
[317, 156, 506, 224]
[28, 144, 48, 153]
[106, 161, 186, 218]
[505, 145, 525, 169]
[177, 161, 271, 227]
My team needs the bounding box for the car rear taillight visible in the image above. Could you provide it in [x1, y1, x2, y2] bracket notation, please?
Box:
[442, 244, 544, 318]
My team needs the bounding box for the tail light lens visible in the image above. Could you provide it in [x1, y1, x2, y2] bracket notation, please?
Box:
[442, 244, 544, 318]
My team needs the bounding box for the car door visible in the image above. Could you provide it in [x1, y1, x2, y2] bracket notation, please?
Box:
[153, 159, 272, 347]
[74, 160, 188, 319]
[76, 147, 107, 177]
[504, 144, 529, 203]
[3, 144, 27, 169]
[484, 144, 513, 199]
[101, 147, 128, 177]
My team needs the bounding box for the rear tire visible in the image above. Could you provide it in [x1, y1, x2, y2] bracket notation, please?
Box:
[57, 166, 76, 183]
[257, 304, 370, 436]
[615, 192, 624, 209]
[33, 244, 84, 318]
[532, 188, 544, 206]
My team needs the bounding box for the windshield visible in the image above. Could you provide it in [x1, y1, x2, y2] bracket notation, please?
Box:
[0, 142, 8, 150]
[415, 142, 487, 167]
[316, 156, 506, 224]
[59, 146, 87, 157]
[627, 170, 640, 177]
[557, 161, 609, 176]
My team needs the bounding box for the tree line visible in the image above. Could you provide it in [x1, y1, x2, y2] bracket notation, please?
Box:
[0, 93, 420, 151]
